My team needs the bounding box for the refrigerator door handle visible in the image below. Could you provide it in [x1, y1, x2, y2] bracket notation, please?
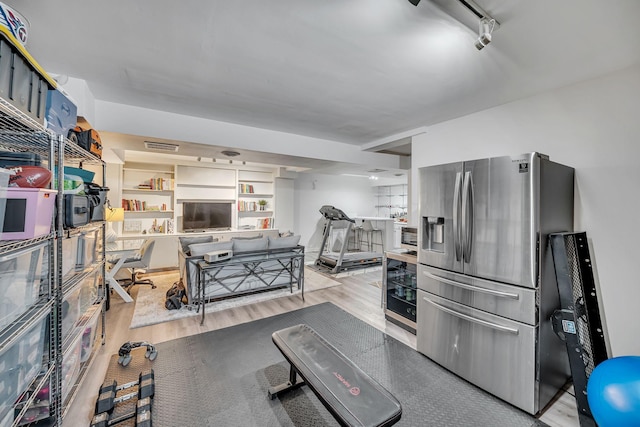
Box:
[422, 296, 520, 335]
[462, 171, 474, 262]
[422, 270, 520, 299]
[453, 172, 463, 262]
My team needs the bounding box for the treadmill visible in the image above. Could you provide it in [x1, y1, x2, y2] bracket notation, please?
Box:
[315, 205, 382, 273]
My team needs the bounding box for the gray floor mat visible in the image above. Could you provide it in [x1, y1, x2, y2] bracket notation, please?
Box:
[100, 302, 548, 426]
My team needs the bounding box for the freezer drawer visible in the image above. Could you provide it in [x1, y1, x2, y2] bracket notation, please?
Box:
[416, 289, 539, 414]
[417, 264, 537, 325]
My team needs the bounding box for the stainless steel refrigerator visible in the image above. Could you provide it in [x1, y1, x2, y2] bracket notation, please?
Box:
[416, 152, 574, 414]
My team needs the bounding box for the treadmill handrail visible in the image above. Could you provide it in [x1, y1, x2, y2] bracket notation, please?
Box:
[319, 205, 355, 223]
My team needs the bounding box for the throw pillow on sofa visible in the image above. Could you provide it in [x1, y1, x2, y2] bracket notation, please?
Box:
[189, 240, 233, 256]
[179, 235, 218, 254]
[232, 236, 268, 253]
[268, 235, 301, 249]
[231, 233, 263, 240]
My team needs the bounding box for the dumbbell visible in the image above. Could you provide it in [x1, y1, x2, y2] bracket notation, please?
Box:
[94, 370, 155, 416]
[90, 411, 109, 427]
[135, 396, 153, 427]
[138, 370, 155, 399]
[95, 380, 118, 415]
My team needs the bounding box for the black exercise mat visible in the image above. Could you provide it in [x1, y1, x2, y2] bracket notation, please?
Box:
[100, 302, 548, 426]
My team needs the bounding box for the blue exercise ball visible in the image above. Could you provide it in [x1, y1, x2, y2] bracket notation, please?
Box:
[587, 355, 640, 427]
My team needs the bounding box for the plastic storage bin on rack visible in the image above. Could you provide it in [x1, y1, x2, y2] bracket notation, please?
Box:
[0, 152, 41, 168]
[79, 304, 101, 363]
[77, 227, 102, 269]
[61, 234, 79, 279]
[0, 242, 46, 331]
[61, 330, 82, 403]
[45, 87, 77, 137]
[0, 188, 56, 241]
[0, 314, 47, 425]
[13, 304, 101, 426]
[0, 30, 54, 125]
[61, 269, 98, 342]
[61, 227, 103, 279]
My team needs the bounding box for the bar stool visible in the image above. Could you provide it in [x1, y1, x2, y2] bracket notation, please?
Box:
[347, 222, 364, 251]
[361, 220, 383, 252]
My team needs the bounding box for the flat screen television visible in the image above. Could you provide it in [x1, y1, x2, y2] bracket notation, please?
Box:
[182, 202, 232, 232]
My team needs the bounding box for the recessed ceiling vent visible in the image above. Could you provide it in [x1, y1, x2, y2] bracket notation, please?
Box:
[221, 150, 241, 157]
[144, 141, 179, 152]
[367, 168, 387, 173]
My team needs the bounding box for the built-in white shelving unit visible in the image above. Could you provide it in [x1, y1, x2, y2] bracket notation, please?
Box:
[121, 164, 176, 235]
[374, 184, 408, 219]
[238, 170, 274, 230]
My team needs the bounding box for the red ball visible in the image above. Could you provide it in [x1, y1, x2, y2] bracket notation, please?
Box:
[7, 165, 52, 188]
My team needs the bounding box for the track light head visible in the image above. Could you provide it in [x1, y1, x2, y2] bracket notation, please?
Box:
[408, 0, 420, 5]
[475, 18, 495, 51]
[475, 32, 491, 50]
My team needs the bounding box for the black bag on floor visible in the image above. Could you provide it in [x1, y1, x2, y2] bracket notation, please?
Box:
[165, 279, 187, 310]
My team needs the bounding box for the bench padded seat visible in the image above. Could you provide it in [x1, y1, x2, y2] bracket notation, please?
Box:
[272, 324, 402, 427]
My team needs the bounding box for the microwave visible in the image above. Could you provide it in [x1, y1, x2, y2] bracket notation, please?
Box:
[400, 226, 417, 250]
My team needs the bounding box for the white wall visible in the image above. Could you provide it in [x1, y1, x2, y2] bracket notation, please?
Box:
[411, 64, 640, 357]
[294, 174, 376, 251]
[59, 77, 96, 125]
[274, 177, 295, 233]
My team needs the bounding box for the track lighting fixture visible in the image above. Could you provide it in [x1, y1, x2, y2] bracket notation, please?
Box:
[408, 0, 420, 5]
[475, 18, 496, 50]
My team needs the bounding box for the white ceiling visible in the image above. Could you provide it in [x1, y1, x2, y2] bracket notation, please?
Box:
[7, 0, 640, 167]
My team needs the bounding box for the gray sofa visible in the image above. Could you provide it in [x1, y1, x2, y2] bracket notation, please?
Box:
[178, 234, 304, 305]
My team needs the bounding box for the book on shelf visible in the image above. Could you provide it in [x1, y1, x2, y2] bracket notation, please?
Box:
[147, 218, 175, 234]
[121, 199, 169, 211]
[256, 217, 273, 229]
[141, 178, 174, 190]
[239, 183, 254, 194]
[237, 200, 258, 212]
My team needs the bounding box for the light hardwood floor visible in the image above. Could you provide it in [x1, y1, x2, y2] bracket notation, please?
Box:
[64, 268, 580, 426]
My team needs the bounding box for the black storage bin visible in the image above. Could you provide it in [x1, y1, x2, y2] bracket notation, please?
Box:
[85, 183, 109, 222]
[0, 37, 50, 124]
[0, 151, 42, 168]
[61, 194, 90, 228]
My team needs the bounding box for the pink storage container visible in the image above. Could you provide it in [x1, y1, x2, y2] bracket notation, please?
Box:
[0, 188, 56, 240]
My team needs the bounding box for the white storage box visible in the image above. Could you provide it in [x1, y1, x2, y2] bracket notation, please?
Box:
[0, 314, 46, 424]
[61, 269, 98, 342]
[0, 242, 46, 331]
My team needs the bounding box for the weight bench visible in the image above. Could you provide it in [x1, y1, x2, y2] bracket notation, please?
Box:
[268, 324, 402, 427]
